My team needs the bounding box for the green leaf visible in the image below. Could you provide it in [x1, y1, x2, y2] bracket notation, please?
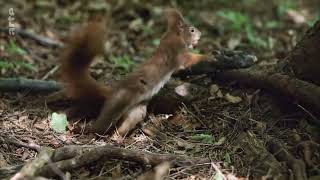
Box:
[265, 20, 280, 29]
[152, 39, 160, 46]
[213, 172, 224, 180]
[277, 0, 296, 16]
[217, 10, 249, 32]
[245, 25, 267, 48]
[223, 152, 232, 167]
[142, 26, 154, 36]
[6, 40, 27, 55]
[50, 112, 68, 133]
[191, 134, 214, 144]
[14, 61, 37, 72]
[0, 59, 36, 72]
[0, 60, 15, 69]
[88, 0, 110, 11]
[110, 55, 136, 73]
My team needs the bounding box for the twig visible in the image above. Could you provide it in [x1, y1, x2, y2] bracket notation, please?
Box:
[41, 65, 60, 80]
[211, 162, 227, 180]
[296, 103, 320, 126]
[0, 27, 63, 48]
[4, 137, 42, 152]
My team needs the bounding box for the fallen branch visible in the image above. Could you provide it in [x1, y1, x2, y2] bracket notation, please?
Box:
[0, 27, 63, 48]
[0, 78, 62, 93]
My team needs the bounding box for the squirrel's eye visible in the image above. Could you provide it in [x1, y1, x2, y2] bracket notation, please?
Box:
[190, 28, 195, 33]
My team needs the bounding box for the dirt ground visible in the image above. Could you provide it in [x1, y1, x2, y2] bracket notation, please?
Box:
[1, 0, 320, 179]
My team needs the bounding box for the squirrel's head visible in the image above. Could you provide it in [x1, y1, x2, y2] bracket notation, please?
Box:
[164, 8, 201, 49]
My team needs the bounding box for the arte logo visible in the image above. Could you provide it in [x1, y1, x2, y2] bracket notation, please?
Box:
[8, 8, 15, 36]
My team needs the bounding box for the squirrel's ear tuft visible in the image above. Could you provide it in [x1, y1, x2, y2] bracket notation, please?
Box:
[164, 8, 185, 31]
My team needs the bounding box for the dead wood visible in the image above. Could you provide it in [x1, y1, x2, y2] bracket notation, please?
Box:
[0, 78, 62, 93]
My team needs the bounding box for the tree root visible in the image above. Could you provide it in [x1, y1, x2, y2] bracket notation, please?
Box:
[267, 140, 307, 180]
[297, 141, 320, 175]
[217, 68, 320, 124]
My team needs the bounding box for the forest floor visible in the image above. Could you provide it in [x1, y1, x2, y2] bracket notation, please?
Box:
[0, 0, 320, 179]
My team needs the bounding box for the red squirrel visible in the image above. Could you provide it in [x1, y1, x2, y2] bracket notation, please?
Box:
[60, 8, 215, 136]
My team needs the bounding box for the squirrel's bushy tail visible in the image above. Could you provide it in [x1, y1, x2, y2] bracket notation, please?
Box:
[60, 19, 111, 109]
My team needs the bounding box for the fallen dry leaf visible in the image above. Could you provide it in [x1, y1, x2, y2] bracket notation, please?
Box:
[224, 93, 242, 104]
[285, 9, 306, 25]
[177, 140, 195, 149]
[209, 84, 220, 96]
